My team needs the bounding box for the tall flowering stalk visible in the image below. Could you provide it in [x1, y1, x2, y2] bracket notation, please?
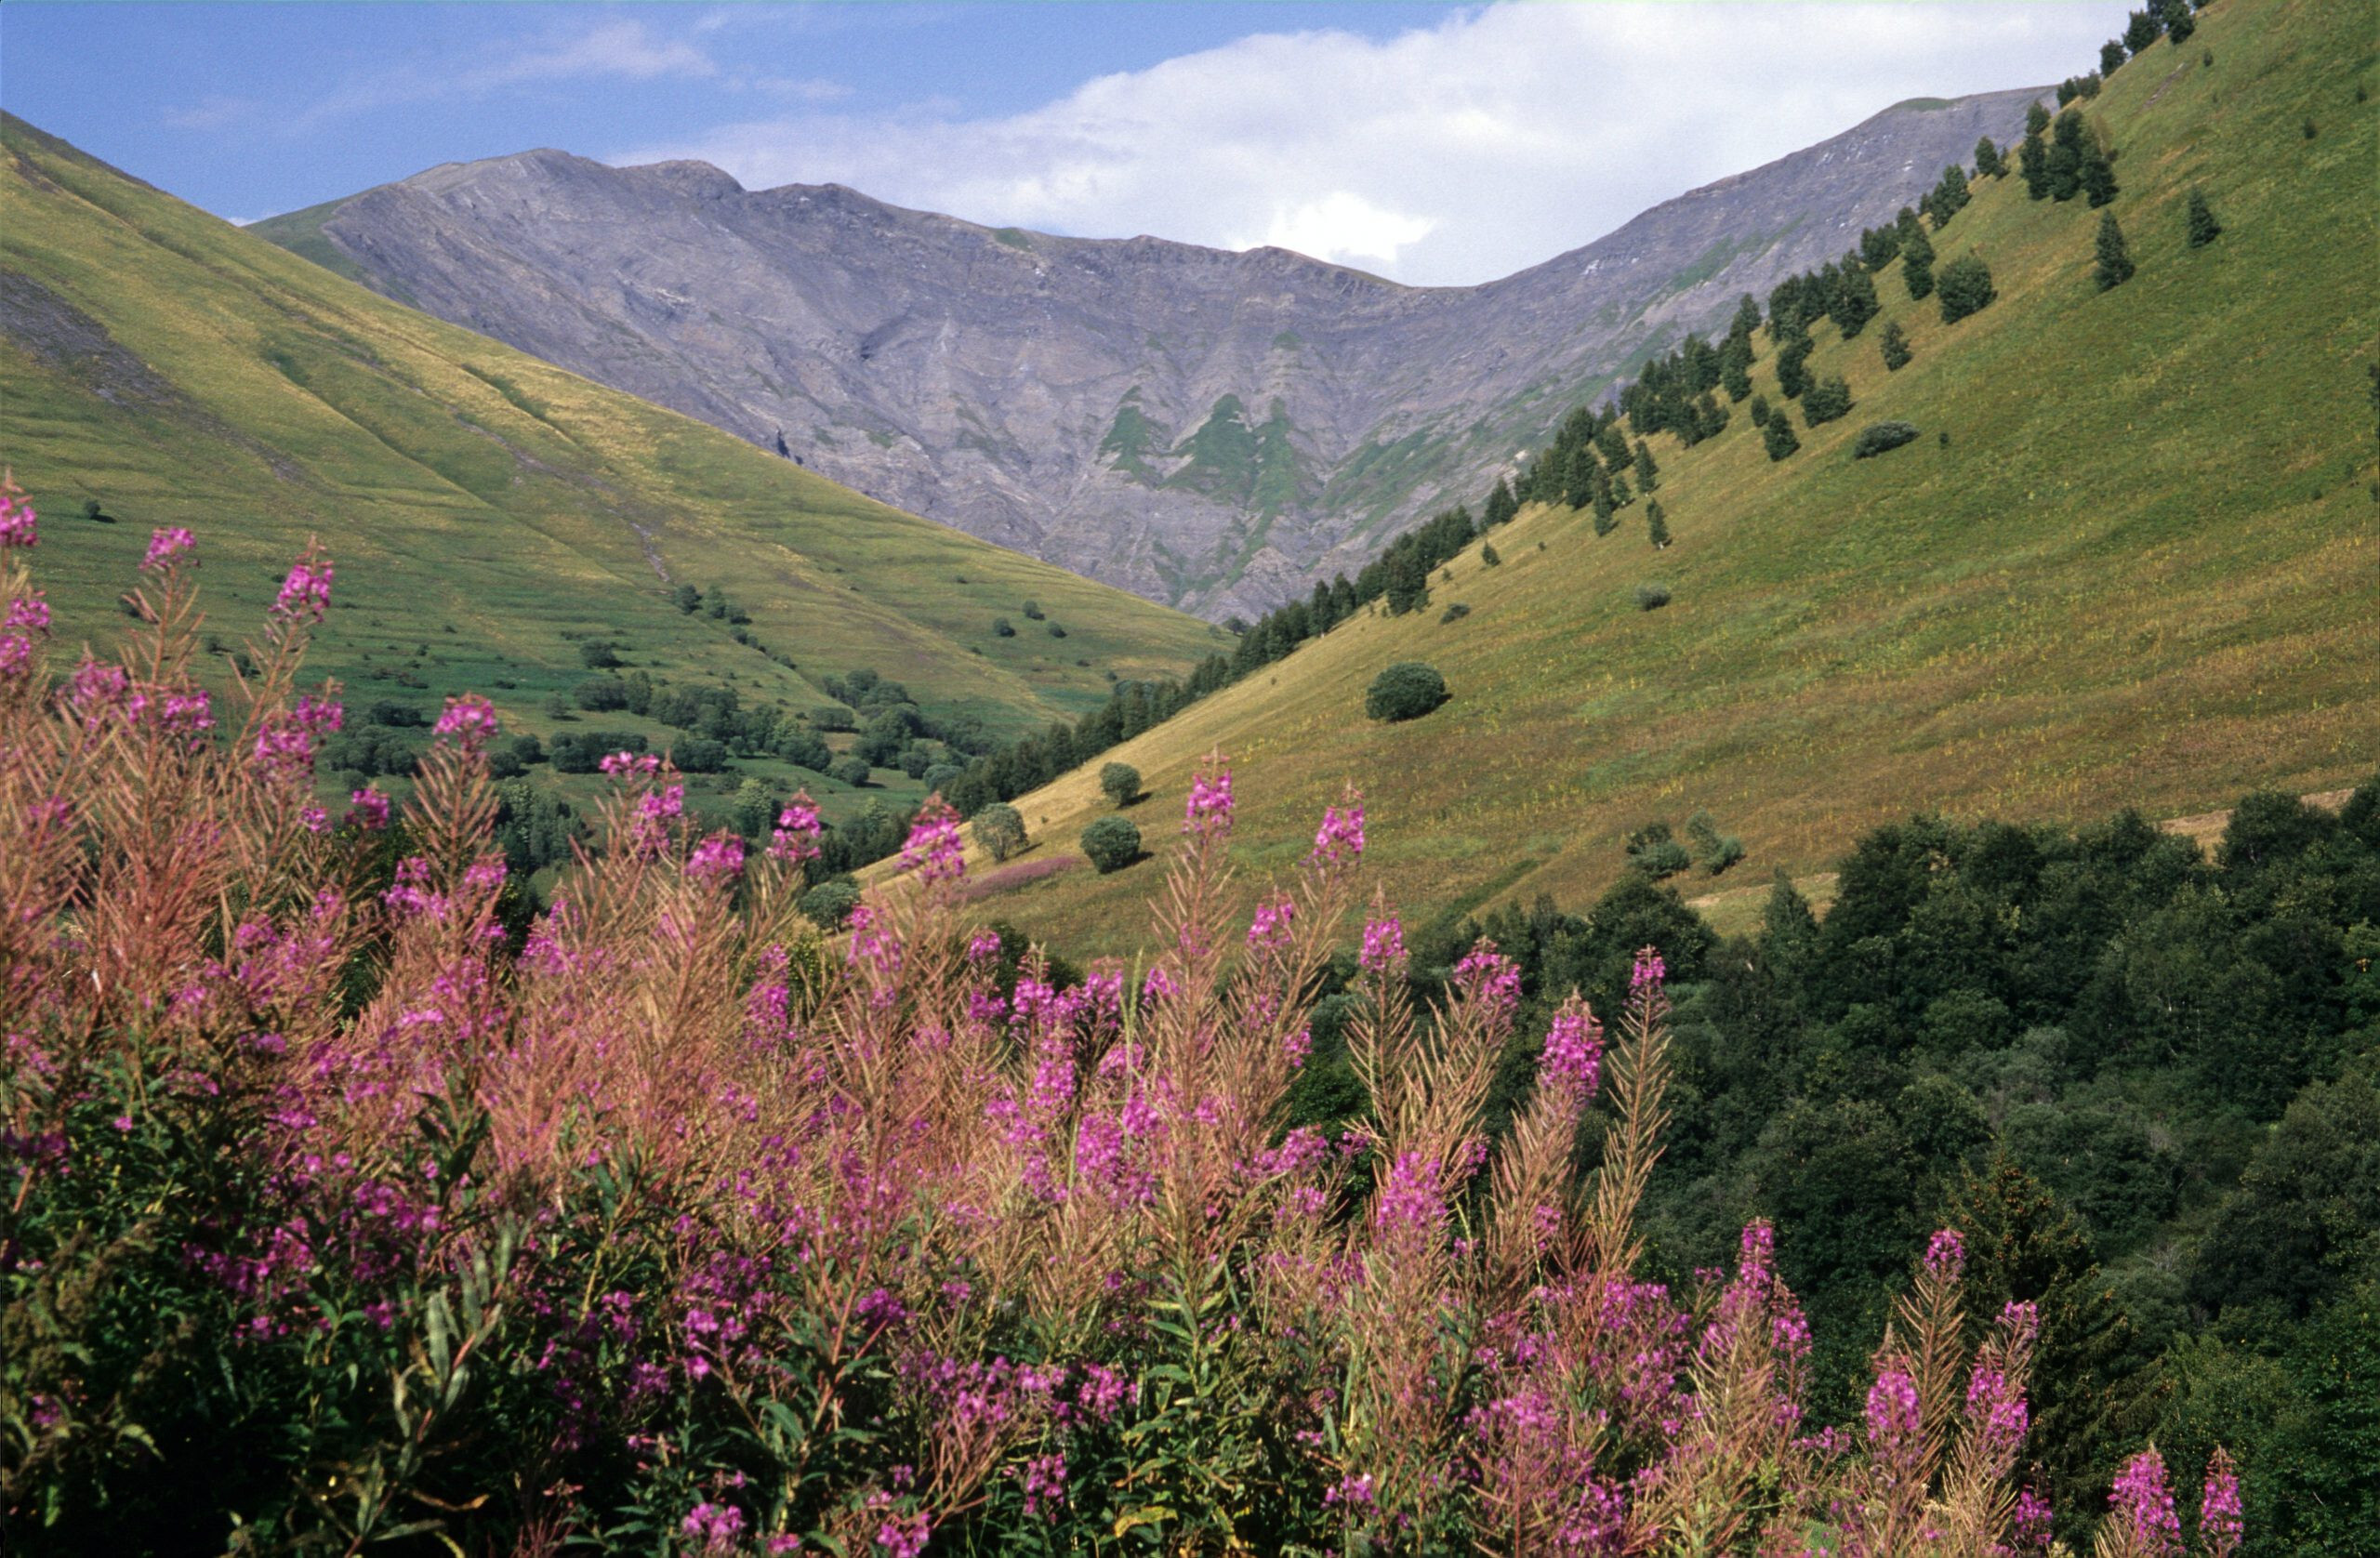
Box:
[0, 522, 2248, 1554]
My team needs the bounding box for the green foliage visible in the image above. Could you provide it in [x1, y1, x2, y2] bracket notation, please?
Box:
[971, 800, 1027, 863]
[1438, 601, 1471, 623]
[1646, 500, 1671, 549]
[1937, 255, 1997, 323]
[1633, 582, 1673, 612]
[1364, 660, 1449, 722]
[1624, 821, 1691, 878]
[1974, 137, 2007, 179]
[1853, 420, 1922, 459]
[1880, 319, 1913, 372]
[2188, 188, 2224, 247]
[991, 615, 1015, 638]
[1078, 813, 1142, 873]
[1901, 219, 1937, 301]
[1801, 376, 1855, 428]
[799, 877, 861, 927]
[1099, 760, 1142, 808]
[1763, 415, 1802, 462]
[1685, 810, 1746, 875]
[1749, 392, 1772, 428]
[829, 755, 871, 787]
[1480, 542, 1501, 567]
[2096, 212, 2138, 291]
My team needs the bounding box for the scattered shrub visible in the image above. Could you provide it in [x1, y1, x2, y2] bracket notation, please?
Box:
[830, 756, 872, 787]
[1937, 255, 1997, 323]
[1099, 761, 1142, 808]
[574, 676, 628, 711]
[1480, 544, 1501, 567]
[1634, 583, 1673, 612]
[1439, 602, 1471, 624]
[1079, 813, 1142, 873]
[578, 640, 620, 669]
[1022, 600, 1045, 620]
[673, 737, 729, 772]
[1365, 661, 1449, 722]
[1685, 810, 1747, 875]
[972, 801, 1027, 863]
[798, 878, 862, 928]
[1625, 821, 1692, 878]
[992, 617, 1016, 638]
[1854, 421, 1922, 459]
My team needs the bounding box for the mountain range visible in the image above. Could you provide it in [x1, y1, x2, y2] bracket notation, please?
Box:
[255, 86, 2044, 617]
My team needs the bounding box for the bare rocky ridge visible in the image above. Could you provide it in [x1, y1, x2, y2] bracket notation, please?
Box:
[259, 87, 2043, 618]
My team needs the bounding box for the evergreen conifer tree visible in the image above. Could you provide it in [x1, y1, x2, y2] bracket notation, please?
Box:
[1937, 254, 1997, 323]
[1646, 500, 1670, 548]
[1721, 343, 1754, 403]
[1879, 319, 1912, 371]
[1608, 469, 1633, 508]
[1928, 164, 1972, 228]
[2186, 188, 2222, 247]
[2047, 109, 2088, 201]
[1762, 416, 1801, 462]
[2081, 142, 2120, 207]
[2094, 210, 2136, 290]
[1484, 477, 1519, 528]
[2159, 0, 2195, 45]
[2101, 38, 2128, 75]
[1749, 393, 1772, 428]
[1831, 262, 1881, 338]
[2026, 99, 2052, 139]
[1591, 489, 1618, 536]
[1801, 376, 1854, 428]
[2019, 129, 2052, 199]
[1973, 137, 2006, 178]
[1943, 1161, 2159, 1550]
[1633, 440, 1659, 492]
[1383, 549, 1431, 615]
[2123, 7, 2162, 53]
[1900, 220, 1937, 302]
[1731, 293, 1764, 339]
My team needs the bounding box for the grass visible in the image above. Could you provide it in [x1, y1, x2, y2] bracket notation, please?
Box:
[0, 113, 1218, 828]
[913, 0, 2379, 955]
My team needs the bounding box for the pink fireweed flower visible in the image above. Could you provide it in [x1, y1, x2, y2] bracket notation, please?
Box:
[431, 693, 499, 752]
[898, 796, 966, 884]
[599, 749, 660, 777]
[2013, 1487, 2054, 1551]
[1963, 1363, 2029, 1458]
[1183, 761, 1234, 836]
[5, 594, 46, 634]
[875, 1512, 930, 1558]
[250, 695, 342, 786]
[349, 786, 391, 831]
[141, 526, 195, 572]
[1451, 939, 1522, 1027]
[1140, 964, 1178, 1005]
[2199, 1446, 2242, 1558]
[686, 831, 746, 888]
[770, 791, 823, 865]
[966, 930, 1003, 963]
[0, 482, 35, 548]
[155, 690, 213, 736]
[681, 1501, 747, 1553]
[69, 657, 129, 713]
[1537, 1001, 1604, 1108]
[1372, 1151, 1447, 1240]
[271, 557, 334, 623]
[2110, 1448, 2183, 1557]
[1864, 1364, 1921, 1448]
[1630, 951, 1667, 991]
[1283, 1024, 1312, 1068]
[1309, 794, 1365, 867]
[1923, 1227, 1966, 1284]
[1358, 914, 1405, 972]
[1247, 891, 1296, 951]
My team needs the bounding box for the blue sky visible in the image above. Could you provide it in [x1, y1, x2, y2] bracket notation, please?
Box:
[0, 3, 2123, 284]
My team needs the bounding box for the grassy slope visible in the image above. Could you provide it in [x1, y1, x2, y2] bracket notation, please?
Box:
[937, 0, 2380, 954]
[0, 115, 1220, 825]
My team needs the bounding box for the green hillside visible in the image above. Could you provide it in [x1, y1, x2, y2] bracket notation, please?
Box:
[932, 0, 2379, 954]
[0, 113, 1219, 828]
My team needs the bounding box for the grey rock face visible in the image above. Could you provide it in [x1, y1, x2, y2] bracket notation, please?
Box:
[265, 88, 2042, 618]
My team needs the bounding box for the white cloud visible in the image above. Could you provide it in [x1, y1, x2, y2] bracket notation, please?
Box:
[283, 19, 719, 131]
[613, 2, 2122, 285]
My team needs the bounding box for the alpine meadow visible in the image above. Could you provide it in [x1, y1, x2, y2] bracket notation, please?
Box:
[1, 0, 2375, 1554]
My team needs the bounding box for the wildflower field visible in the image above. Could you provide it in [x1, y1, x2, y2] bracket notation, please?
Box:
[1, 493, 2256, 1552]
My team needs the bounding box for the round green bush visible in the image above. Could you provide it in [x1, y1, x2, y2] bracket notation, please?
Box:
[1633, 583, 1673, 612]
[798, 878, 861, 929]
[1099, 761, 1142, 808]
[829, 756, 871, 787]
[1365, 661, 1448, 722]
[1853, 421, 1921, 459]
[972, 801, 1027, 863]
[1080, 814, 1142, 874]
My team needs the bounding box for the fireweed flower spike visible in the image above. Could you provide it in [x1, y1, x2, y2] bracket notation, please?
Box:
[769, 791, 824, 865]
[1309, 789, 1365, 868]
[271, 554, 334, 624]
[2199, 1446, 2242, 1558]
[1183, 757, 1234, 836]
[2109, 1447, 2184, 1558]
[898, 795, 966, 884]
[431, 693, 499, 754]
[1358, 912, 1405, 972]
[0, 472, 35, 547]
[141, 526, 196, 572]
